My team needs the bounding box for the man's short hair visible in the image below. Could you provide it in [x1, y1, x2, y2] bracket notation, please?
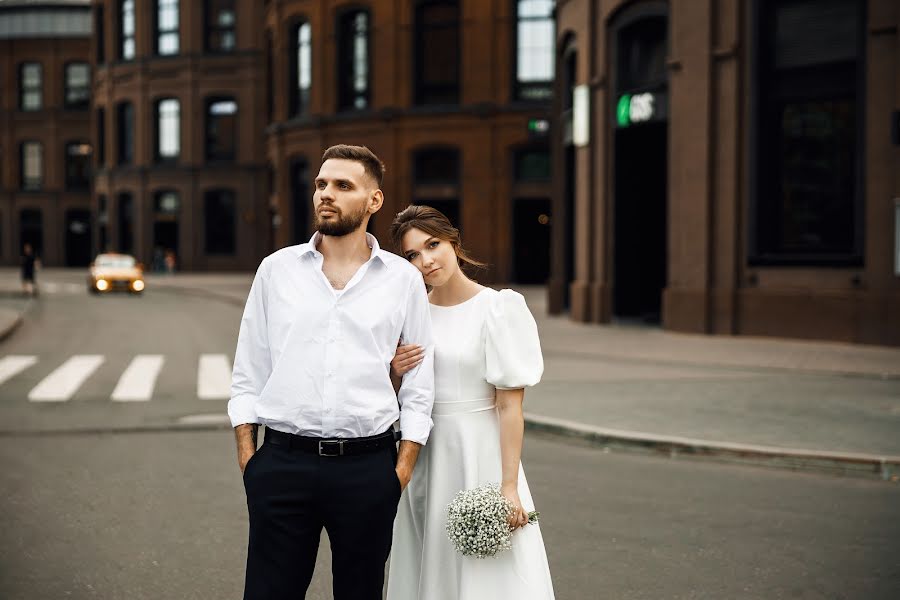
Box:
[321, 144, 385, 188]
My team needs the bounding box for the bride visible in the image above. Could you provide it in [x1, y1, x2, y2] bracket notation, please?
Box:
[386, 205, 555, 599]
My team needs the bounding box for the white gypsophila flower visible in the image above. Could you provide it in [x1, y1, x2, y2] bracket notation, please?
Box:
[445, 483, 540, 559]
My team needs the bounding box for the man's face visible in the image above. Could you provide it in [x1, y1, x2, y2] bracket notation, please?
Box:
[313, 159, 380, 237]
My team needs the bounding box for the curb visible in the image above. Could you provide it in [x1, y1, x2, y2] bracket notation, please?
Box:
[524, 413, 900, 482]
[0, 298, 33, 343]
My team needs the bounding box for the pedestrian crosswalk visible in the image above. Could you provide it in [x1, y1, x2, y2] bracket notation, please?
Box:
[0, 353, 233, 402]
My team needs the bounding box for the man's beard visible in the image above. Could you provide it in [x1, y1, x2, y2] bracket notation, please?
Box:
[315, 203, 368, 237]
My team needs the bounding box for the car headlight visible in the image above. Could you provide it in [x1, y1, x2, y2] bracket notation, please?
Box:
[132, 280, 145, 292]
[96, 279, 109, 291]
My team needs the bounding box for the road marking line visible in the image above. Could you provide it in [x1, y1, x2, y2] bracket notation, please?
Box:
[111, 355, 164, 402]
[197, 354, 231, 400]
[0, 356, 38, 386]
[28, 355, 105, 402]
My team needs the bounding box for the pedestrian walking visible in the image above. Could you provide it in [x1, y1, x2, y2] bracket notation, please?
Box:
[229, 144, 435, 600]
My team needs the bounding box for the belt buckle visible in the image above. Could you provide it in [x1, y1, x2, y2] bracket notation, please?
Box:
[318, 440, 344, 457]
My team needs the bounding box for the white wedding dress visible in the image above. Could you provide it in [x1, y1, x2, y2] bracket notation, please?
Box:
[387, 288, 555, 600]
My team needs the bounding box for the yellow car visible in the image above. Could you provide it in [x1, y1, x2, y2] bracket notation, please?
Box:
[88, 253, 145, 295]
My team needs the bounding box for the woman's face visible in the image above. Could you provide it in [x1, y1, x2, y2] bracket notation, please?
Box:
[401, 227, 458, 287]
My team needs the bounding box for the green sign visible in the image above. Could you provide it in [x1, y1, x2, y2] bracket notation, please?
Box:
[616, 94, 632, 128]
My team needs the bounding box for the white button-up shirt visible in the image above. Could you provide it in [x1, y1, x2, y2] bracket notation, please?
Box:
[229, 232, 435, 444]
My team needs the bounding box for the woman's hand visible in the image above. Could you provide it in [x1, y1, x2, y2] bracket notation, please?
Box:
[391, 343, 424, 377]
[501, 483, 528, 530]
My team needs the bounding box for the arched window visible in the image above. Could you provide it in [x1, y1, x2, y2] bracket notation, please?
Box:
[65, 62, 91, 109]
[19, 63, 42, 111]
[337, 9, 369, 110]
[412, 147, 460, 228]
[204, 189, 236, 254]
[155, 98, 181, 162]
[65, 141, 93, 190]
[515, 0, 554, 101]
[289, 21, 312, 116]
[206, 98, 237, 161]
[154, 0, 179, 56]
[414, 1, 459, 105]
[119, 0, 135, 60]
[205, 0, 236, 52]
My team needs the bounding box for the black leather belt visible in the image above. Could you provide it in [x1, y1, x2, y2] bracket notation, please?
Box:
[264, 428, 399, 457]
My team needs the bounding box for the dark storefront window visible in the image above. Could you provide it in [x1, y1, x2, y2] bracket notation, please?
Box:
[155, 98, 181, 162]
[753, 0, 863, 265]
[20, 209, 44, 257]
[120, 0, 135, 60]
[20, 142, 43, 191]
[204, 189, 236, 254]
[414, 1, 459, 105]
[19, 63, 42, 111]
[65, 142, 93, 190]
[65, 63, 91, 109]
[205, 0, 235, 52]
[514, 148, 551, 181]
[206, 98, 237, 161]
[117, 101, 134, 165]
[413, 148, 460, 227]
[96, 107, 106, 167]
[515, 0, 554, 101]
[155, 0, 180, 56]
[118, 192, 134, 254]
[289, 21, 312, 116]
[337, 9, 370, 111]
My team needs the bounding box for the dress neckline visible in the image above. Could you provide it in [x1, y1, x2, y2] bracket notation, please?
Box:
[429, 288, 490, 309]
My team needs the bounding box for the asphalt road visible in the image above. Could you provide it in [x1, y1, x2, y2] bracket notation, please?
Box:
[1, 431, 898, 599]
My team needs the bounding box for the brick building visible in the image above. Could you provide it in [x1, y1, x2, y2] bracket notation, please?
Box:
[0, 0, 93, 267]
[551, 0, 900, 345]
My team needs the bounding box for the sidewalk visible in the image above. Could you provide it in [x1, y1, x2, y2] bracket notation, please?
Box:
[4, 268, 900, 478]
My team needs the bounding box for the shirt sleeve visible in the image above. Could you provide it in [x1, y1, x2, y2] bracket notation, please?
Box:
[485, 289, 544, 390]
[228, 259, 271, 427]
[397, 271, 435, 444]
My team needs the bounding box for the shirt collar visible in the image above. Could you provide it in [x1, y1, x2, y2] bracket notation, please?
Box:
[296, 231, 386, 264]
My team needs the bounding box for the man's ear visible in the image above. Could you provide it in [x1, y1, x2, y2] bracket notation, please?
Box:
[369, 189, 384, 214]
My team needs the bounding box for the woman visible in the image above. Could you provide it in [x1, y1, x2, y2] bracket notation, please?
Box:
[386, 205, 554, 600]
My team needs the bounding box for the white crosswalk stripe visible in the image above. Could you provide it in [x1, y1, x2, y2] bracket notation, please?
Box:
[111, 355, 165, 402]
[28, 355, 105, 402]
[197, 354, 232, 400]
[0, 355, 38, 386]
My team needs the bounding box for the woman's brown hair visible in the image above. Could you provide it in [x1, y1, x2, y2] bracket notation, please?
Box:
[389, 205, 487, 273]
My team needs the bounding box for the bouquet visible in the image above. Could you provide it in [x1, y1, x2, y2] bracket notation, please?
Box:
[445, 483, 540, 558]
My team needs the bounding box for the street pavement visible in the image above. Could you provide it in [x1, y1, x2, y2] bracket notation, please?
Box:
[0, 268, 899, 472]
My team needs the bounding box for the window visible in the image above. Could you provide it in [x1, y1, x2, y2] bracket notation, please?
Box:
[65, 63, 91, 109]
[514, 147, 551, 181]
[65, 142, 93, 189]
[337, 9, 370, 110]
[19, 63, 42, 111]
[95, 5, 106, 63]
[118, 192, 134, 254]
[206, 98, 237, 161]
[289, 21, 312, 116]
[98, 194, 109, 253]
[414, 1, 459, 105]
[96, 108, 106, 166]
[413, 148, 460, 227]
[515, 0, 555, 101]
[155, 98, 181, 161]
[117, 101, 134, 165]
[20, 142, 43, 190]
[206, 0, 236, 52]
[204, 189, 236, 254]
[119, 0, 135, 60]
[20, 209, 44, 257]
[752, 0, 863, 264]
[290, 158, 310, 243]
[154, 0, 179, 56]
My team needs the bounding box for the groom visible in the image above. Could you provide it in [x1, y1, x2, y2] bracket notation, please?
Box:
[229, 144, 435, 599]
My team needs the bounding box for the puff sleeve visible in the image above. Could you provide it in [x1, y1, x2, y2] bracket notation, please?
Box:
[484, 289, 544, 389]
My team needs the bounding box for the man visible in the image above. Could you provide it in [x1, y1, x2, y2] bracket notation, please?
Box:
[229, 145, 435, 600]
